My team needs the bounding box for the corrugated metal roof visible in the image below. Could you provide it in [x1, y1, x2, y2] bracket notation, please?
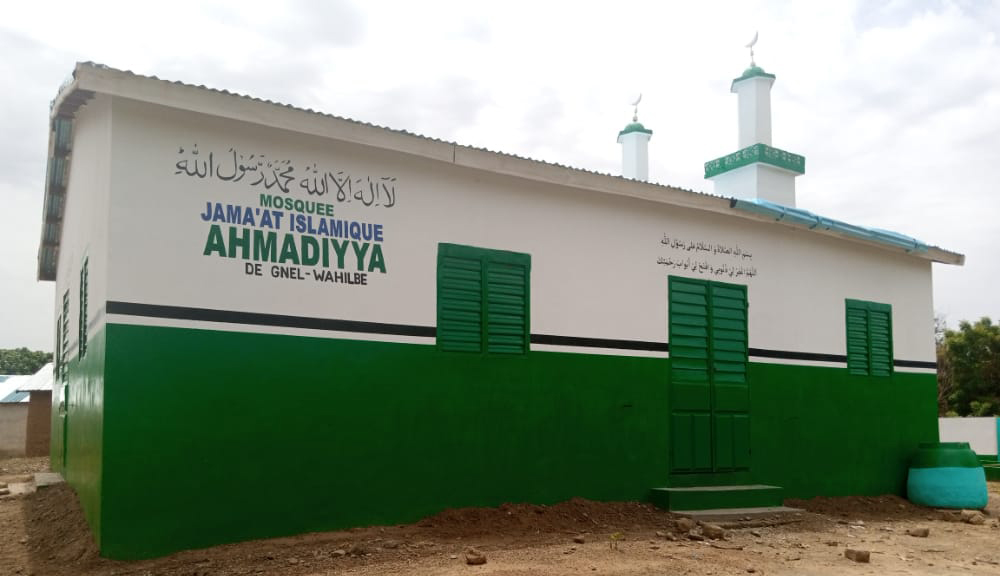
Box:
[1, 391, 29, 403]
[16, 363, 53, 393]
[0, 376, 30, 404]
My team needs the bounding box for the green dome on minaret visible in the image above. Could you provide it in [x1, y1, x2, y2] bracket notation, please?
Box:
[618, 121, 652, 137]
[731, 64, 776, 89]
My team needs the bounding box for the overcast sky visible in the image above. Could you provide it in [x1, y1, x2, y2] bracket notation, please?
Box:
[2, 0, 998, 351]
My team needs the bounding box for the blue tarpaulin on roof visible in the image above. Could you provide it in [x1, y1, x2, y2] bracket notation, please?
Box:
[730, 198, 929, 253]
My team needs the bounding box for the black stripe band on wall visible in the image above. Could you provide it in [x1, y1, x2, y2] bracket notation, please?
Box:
[531, 334, 670, 352]
[750, 347, 936, 369]
[893, 359, 938, 369]
[749, 348, 847, 363]
[106, 301, 672, 352]
[106, 301, 437, 338]
[105, 301, 936, 368]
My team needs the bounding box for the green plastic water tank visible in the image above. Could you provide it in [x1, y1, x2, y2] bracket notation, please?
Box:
[907, 442, 988, 509]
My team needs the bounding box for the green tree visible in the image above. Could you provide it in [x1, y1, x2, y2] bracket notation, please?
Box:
[0, 348, 53, 375]
[940, 317, 1000, 416]
[936, 315, 954, 415]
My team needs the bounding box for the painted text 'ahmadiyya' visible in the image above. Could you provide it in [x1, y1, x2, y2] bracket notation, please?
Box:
[199, 197, 388, 286]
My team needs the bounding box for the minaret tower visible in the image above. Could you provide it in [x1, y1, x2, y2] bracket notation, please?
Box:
[705, 34, 805, 206]
[618, 94, 653, 182]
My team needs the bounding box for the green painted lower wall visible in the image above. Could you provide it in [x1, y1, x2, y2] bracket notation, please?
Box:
[85, 323, 938, 559]
[51, 324, 107, 548]
[50, 378, 63, 475]
[99, 323, 668, 559]
[984, 464, 1000, 482]
[750, 362, 938, 498]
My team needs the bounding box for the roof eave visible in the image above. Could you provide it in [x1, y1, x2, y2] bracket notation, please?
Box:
[38, 66, 96, 282]
[925, 246, 965, 266]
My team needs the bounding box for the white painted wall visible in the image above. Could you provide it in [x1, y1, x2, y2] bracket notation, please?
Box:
[55, 94, 112, 360]
[103, 96, 936, 364]
[939, 417, 998, 456]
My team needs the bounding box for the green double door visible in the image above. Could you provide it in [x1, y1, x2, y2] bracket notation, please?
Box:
[668, 276, 751, 474]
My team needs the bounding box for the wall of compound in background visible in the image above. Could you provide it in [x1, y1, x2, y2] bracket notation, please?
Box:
[939, 417, 999, 459]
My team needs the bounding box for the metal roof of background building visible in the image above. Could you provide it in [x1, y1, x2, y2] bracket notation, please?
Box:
[16, 363, 54, 393]
[0, 376, 30, 404]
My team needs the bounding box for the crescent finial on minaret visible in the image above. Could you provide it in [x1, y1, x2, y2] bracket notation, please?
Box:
[746, 31, 759, 66]
[630, 93, 642, 122]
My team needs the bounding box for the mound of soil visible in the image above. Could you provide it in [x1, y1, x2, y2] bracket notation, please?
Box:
[787, 493, 953, 521]
[18, 486, 679, 576]
[18, 480, 996, 576]
[419, 498, 669, 538]
[23, 483, 103, 572]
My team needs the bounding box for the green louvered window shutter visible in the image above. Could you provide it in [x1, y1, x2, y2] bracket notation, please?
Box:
[845, 299, 893, 377]
[669, 278, 711, 384]
[485, 261, 529, 353]
[438, 243, 530, 355]
[61, 290, 70, 383]
[54, 315, 62, 382]
[79, 258, 89, 358]
[437, 253, 484, 352]
[845, 301, 870, 375]
[868, 304, 893, 376]
[709, 284, 748, 385]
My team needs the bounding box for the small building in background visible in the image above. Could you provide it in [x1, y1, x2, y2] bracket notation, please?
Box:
[16, 363, 54, 457]
[0, 375, 30, 457]
[0, 363, 52, 457]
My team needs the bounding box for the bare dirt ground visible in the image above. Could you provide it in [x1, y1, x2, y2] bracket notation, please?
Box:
[4, 457, 1000, 576]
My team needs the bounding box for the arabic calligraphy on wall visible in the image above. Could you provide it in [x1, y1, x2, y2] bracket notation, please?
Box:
[174, 144, 398, 208]
[175, 142, 393, 288]
[656, 234, 758, 279]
